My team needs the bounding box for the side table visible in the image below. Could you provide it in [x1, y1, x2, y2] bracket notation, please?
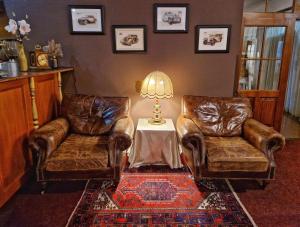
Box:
[129, 118, 183, 168]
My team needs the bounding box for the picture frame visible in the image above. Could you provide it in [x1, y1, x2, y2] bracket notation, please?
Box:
[69, 5, 104, 34]
[153, 3, 189, 33]
[112, 25, 147, 53]
[195, 25, 231, 53]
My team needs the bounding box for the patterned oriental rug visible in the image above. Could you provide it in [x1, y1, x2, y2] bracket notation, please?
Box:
[66, 171, 256, 226]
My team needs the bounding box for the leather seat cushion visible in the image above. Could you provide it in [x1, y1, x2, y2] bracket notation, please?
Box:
[205, 137, 269, 172]
[45, 134, 109, 172]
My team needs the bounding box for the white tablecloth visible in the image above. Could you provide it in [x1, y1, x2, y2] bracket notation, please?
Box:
[129, 118, 183, 168]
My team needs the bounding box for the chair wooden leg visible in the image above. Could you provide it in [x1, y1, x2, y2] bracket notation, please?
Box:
[40, 182, 47, 195]
[257, 180, 269, 189]
[124, 153, 129, 169]
[113, 179, 119, 187]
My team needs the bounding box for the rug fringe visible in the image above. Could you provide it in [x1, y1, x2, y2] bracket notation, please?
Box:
[225, 179, 258, 227]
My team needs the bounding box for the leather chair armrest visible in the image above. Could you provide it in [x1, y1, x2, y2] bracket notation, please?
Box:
[109, 116, 134, 151]
[29, 118, 69, 158]
[243, 118, 285, 160]
[176, 115, 206, 167]
[109, 116, 134, 167]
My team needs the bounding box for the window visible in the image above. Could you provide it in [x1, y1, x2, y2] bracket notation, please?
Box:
[244, 0, 294, 13]
[239, 26, 286, 90]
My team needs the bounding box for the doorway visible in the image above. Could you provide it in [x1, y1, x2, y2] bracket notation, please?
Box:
[236, 13, 295, 131]
[237, 0, 298, 131]
[282, 20, 300, 139]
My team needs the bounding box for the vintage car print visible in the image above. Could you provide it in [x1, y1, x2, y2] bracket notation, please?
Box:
[78, 15, 97, 25]
[203, 33, 223, 46]
[120, 34, 139, 46]
[162, 11, 182, 25]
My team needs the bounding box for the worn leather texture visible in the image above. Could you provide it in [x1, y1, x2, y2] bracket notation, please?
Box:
[29, 118, 69, 157]
[176, 115, 205, 173]
[244, 118, 285, 154]
[61, 94, 129, 135]
[177, 96, 285, 180]
[110, 117, 134, 150]
[45, 134, 109, 172]
[180, 146, 196, 175]
[28, 94, 133, 182]
[109, 116, 134, 167]
[182, 96, 253, 136]
[205, 137, 269, 172]
[176, 115, 204, 147]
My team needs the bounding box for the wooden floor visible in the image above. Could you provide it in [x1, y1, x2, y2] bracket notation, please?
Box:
[281, 113, 300, 139]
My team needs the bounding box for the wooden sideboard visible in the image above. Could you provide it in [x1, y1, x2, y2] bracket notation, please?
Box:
[0, 67, 73, 207]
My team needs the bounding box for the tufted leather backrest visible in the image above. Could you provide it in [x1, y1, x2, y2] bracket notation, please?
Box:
[182, 95, 253, 136]
[61, 94, 129, 135]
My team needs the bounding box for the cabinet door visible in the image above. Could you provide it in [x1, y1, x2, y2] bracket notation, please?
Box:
[0, 79, 33, 207]
[34, 73, 59, 126]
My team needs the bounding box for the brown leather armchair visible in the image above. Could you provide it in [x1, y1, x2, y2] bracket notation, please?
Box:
[177, 96, 285, 184]
[29, 94, 134, 192]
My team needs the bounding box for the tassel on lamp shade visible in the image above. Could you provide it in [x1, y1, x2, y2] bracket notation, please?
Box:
[140, 71, 173, 125]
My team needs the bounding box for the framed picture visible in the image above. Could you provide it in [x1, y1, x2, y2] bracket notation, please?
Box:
[195, 25, 231, 53]
[112, 25, 147, 53]
[153, 4, 189, 33]
[69, 5, 104, 34]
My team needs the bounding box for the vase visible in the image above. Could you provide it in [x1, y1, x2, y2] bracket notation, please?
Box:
[50, 56, 58, 69]
[17, 42, 28, 72]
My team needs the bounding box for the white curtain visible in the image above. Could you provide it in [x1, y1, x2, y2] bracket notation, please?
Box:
[285, 21, 300, 117]
[242, 27, 263, 89]
[259, 27, 285, 90]
[241, 27, 285, 90]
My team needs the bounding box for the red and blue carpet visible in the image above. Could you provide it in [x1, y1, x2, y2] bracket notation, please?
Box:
[66, 171, 256, 226]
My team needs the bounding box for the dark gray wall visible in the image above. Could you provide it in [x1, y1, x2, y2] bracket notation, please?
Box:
[4, 0, 244, 121]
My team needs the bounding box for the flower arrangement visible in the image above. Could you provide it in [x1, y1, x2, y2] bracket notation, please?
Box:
[4, 13, 31, 42]
[45, 39, 63, 68]
[3, 12, 31, 71]
[47, 39, 63, 58]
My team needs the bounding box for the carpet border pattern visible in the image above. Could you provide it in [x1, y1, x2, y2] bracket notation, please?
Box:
[66, 173, 257, 226]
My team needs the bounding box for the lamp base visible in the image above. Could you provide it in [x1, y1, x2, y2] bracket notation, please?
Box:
[148, 118, 166, 125]
[148, 98, 166, 125]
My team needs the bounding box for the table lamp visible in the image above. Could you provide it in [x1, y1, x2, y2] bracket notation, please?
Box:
[140, 71, 173, 125]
